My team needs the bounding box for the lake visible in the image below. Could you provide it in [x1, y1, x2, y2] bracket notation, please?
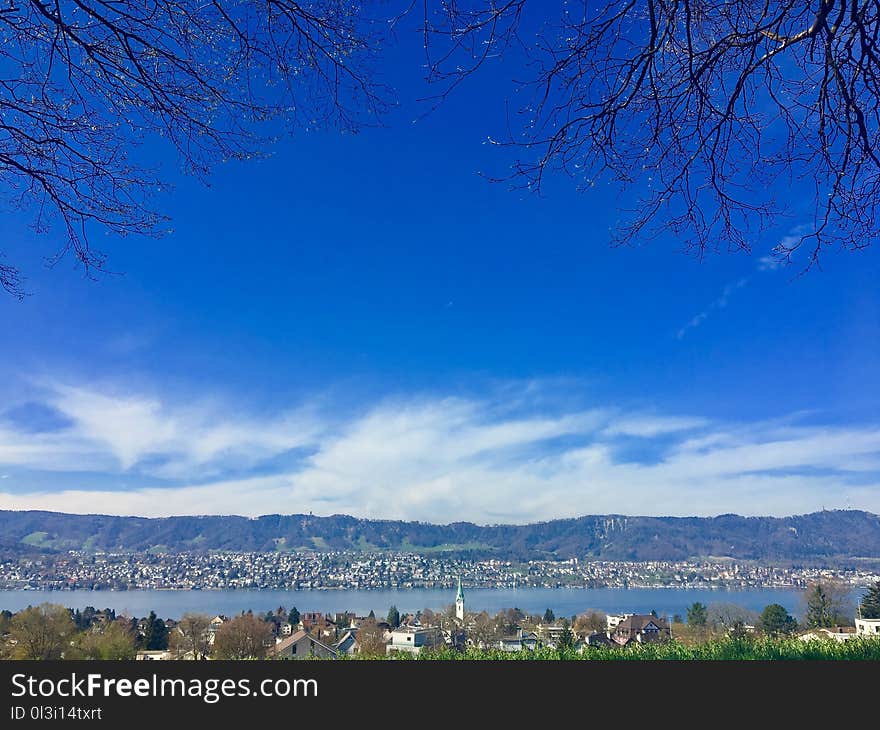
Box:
[0, 586, 848, 620]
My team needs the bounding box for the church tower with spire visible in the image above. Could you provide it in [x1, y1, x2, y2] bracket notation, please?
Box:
[455, 576, 465, 622]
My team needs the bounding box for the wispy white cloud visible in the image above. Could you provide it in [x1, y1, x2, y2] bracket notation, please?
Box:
[0, 380, 879, 522]
[677, 225, 810, 339]
[757, 255, 783, 272]
[759, 229, 806, 270]
[677, 277, 749, 339]
[0, 382, 321, 479]
[105, 332, 154, 356]
[602, 415, 708, 438]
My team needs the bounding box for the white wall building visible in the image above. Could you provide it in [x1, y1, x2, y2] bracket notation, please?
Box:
[798, 627, 856, 643]
[386, 627, 441, 656]
[855, 618, 880, 637]
[135, 650, 173, 661]
[606, 613, 633, 631]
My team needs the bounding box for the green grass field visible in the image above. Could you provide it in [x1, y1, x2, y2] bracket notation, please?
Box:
[374, 637, 880, 660]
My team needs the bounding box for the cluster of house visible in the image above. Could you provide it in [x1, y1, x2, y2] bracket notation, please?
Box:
[172, 613, 673, 659]
[134, 576, 880, 660]
[135, 610, 880, 660]
[485, 613, 678, 654]
[136, 578, 689, 660]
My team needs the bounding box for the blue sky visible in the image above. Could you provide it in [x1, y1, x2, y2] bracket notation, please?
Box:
[0, 22, 879, 523]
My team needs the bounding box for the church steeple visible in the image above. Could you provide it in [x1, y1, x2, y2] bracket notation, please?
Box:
[455, 576, 465, 621]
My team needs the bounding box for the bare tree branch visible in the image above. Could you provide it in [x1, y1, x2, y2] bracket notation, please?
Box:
[6, 0, 880, 297]
[0, 0, 390, 297]
[423, 1, 880, 266]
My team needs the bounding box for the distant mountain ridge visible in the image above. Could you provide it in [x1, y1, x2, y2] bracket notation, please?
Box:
[1, 509, 880, 563]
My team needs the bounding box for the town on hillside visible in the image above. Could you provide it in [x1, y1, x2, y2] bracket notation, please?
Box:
[3, 550, 880, 591]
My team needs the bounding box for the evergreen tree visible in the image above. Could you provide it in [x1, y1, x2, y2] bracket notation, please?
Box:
[805, 583, 833, 628]
[289, 607, 300, 625]
[801, 580, 853, 626]
[543, 608, 555, 623]
[758, 604, 797, 637]
[557, 621, 575, 651]
[0, 609, 11, 636]
[686, 602, 708, 627]
[860, 581, 880, 619]
[141, 611, 169, 650]
[387, 605, 400, 629]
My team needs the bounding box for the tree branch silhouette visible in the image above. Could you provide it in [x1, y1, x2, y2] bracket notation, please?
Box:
[0, 0, 389, 297]
[423, 1, 880, 266]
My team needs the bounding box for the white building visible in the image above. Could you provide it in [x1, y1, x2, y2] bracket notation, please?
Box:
[536, 624, 569, 643]
[798, 627, 856, 643]
[855, 618, 880, 637]
[135, 650, 173, 661]
[606, 613, 633, 631]
[206, 615, 227, 646]
[386, 626, 441, 656]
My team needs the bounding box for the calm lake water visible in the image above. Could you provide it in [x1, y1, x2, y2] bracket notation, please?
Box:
[0, 586, 838, 620]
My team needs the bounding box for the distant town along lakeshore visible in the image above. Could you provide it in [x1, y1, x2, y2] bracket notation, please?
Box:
[3, 550, 880, 592]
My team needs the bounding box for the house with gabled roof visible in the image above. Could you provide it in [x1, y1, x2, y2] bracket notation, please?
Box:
[610, 614, 670, 645]
[270, 630, 338, 659]
[583, 631, 614, 648]
[334, 629, 359, 656]
[497, 629, 539, 652]
[206, 615, 228, 646]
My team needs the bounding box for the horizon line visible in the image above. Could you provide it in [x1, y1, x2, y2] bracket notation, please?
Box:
[0, 506, 874, 529]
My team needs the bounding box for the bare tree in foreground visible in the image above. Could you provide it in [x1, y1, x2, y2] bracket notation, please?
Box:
[211, 613, 273, 659]
[424, 1, 880, 264]
[0, 0, 387, 297]
[353, 617, 387, 656]
[8, 603, 75, 659]
[170, 612, 212, 660]
[4, 1, 879, 297]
